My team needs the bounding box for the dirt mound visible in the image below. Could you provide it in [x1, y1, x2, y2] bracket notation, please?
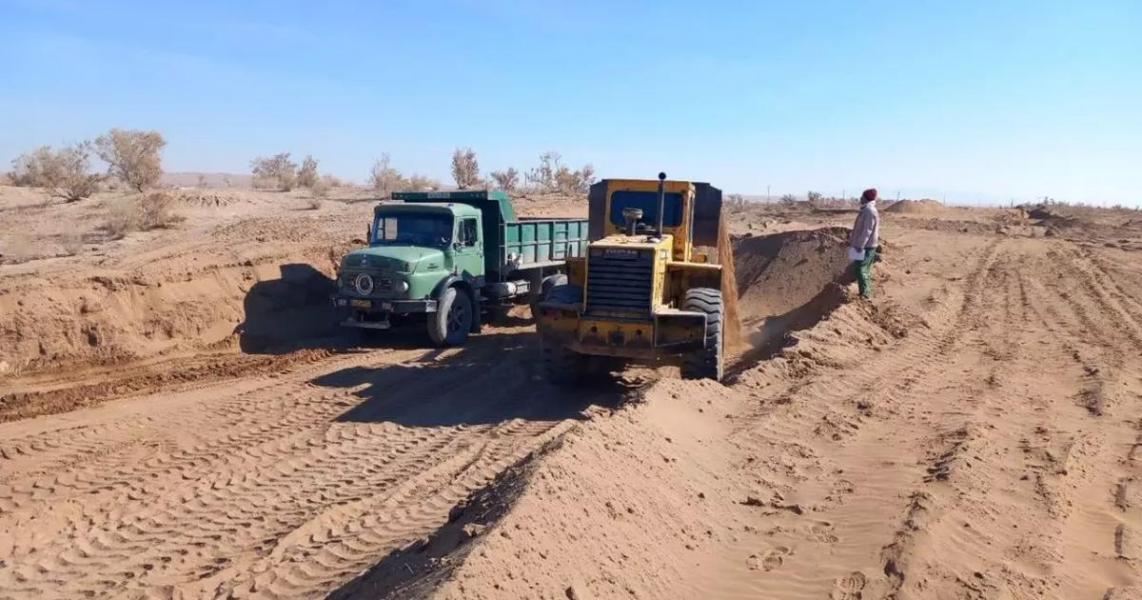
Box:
[731, 227, 853, 354]
[0, 214, 359, 375]
[884, 199, 945, 214]
[173, 189, 247, 207]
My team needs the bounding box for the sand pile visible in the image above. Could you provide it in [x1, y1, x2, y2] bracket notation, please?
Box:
[731, 227, 853, 353]
[884, 199, 944, 214]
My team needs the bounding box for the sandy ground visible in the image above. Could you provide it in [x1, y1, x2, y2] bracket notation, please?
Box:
[1, 185, 1141, 599]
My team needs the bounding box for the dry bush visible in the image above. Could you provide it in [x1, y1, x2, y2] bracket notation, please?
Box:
[94, 129, 166, 191]
[60, 233, 84, 256]
[306, 197, 323, 210]
[369, 154, 404, 197]
[251, 153, 298, 191]
[196, 174, 208, 188]
[104, 199, 140, 239]
[103, 192, 181, 239]
[406, 174, 440, 192]
[140, 191, 180, 229]
[554, 163, 595, 194]
[451, 147, 480, 189]
[726, 193, 748, 212]
[524, 151, 594, 193]
[10, 143, 102, 202]
[297, 155, 319, 189]
[321, 174, 344, 188]
[780, 193, 797, 205]
[806, 191, 824, 204]
[491, 167, 520, 192]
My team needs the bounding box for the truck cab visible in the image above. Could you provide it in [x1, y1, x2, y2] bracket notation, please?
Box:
[333, 190, 588, 347]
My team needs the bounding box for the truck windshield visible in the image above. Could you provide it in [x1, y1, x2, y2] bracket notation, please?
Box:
[609, 191, 684, 229]
[372, 213, 453, 247]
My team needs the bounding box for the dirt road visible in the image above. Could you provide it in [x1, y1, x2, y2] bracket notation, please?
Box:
[0, 326, 627, 599]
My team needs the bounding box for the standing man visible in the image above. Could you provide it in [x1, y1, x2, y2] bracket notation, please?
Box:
[850, 188, 881, 299]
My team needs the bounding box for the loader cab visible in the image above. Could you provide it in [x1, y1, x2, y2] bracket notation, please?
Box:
[588, 176, 723, 263]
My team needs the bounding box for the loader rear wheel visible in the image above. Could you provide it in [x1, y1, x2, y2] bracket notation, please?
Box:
[680, 287, 724, 381]
[542, 338, 588, 386]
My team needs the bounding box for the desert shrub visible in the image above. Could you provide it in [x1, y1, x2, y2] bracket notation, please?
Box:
[10, 143, 102, 202]
[297, 155, 319, 189]
[321, 174, 344, 188]
[806, 191, 823, 204]
[490, 167, 520, 192]
[780, 194, 797, 205]
[524, 151, 594, 193]
[60, 233, 84, 256]
[451, 147, 480, 189]
[94, 129, 166, 191]
[139, 191, 179, 229]
[104, 199, 140, 239]
[307, 197, 323, 210]
[369, 154, 404, 197]
[726, 193, 748, 212]
[524, 151, 560, 191]
[555, 163, 595, 194]
[251, 153, 298, 191]
[406, 174, 439, 192]
[103, 191, 180, 239]
[196, 174, 208, 188]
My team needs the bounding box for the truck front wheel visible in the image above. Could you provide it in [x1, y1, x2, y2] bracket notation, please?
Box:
[428, 287, 472, 347]
[680, 288, 724, 381]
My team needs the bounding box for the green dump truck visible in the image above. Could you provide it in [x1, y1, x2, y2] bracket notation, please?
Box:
[333, 190, 589, 346]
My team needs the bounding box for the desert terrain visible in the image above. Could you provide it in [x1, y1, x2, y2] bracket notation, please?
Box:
[2, 184, 1141, 600]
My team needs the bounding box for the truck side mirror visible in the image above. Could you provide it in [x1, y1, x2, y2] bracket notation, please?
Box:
[366, 225, 372, 245]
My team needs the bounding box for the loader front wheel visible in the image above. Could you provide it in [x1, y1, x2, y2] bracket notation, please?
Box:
[680, 288, 724, 381]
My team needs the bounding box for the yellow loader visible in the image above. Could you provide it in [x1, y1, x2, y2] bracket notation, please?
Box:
[534, 173, 726, 383]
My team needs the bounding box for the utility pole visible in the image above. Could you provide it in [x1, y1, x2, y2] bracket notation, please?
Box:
[766, 185, 770, 203]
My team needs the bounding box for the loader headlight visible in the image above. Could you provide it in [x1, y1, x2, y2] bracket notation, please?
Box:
[354, 273, 375, 295]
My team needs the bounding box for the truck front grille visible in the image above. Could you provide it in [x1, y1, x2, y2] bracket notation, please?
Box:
[586, 248, 654, 315]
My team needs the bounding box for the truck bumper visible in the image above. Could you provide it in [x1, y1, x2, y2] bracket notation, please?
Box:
[534, 302, 707, 359]
[332, 296, 438, 313]
[333, 296, 438, 329]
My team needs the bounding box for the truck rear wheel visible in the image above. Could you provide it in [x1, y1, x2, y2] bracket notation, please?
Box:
[428, 287, 472, 347]
[680, 288, 724, 381]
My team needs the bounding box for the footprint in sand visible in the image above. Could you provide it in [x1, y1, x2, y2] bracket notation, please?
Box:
[747, 546, 792, 572]
[830, 571, 867, 599]
[809, 520, 839, 543]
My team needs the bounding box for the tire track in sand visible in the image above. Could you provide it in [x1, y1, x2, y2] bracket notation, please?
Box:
[0, 331, 597, 599]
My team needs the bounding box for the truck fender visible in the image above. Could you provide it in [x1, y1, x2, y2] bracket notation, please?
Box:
[433, 276, 481, 334]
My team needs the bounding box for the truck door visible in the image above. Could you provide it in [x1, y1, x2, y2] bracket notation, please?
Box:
[454, 216, 485, 282]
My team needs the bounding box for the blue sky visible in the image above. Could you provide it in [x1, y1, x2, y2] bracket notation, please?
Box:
[2, 1, 1140, 205]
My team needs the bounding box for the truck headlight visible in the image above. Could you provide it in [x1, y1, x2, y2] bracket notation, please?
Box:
[394, 280, 410, 293]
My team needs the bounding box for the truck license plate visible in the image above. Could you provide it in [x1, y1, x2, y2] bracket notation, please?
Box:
[350, 299, 372, 309]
